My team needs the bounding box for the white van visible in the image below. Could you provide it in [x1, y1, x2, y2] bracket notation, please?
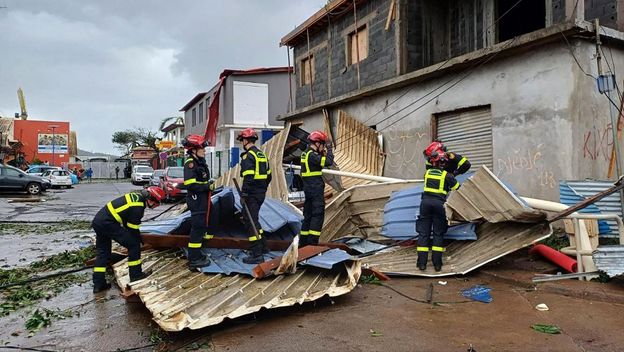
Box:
[131, 165, 154, 185]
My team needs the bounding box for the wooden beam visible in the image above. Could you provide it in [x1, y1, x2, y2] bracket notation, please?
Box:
[385, 0, 396, 31]
[252, 245, 330, 278]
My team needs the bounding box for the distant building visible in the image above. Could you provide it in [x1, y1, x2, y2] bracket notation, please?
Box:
[180, 67, 293, 175]
[159, 117, 185, 167]
[12, 119, 71, 166]
[130, 146, 156, 167]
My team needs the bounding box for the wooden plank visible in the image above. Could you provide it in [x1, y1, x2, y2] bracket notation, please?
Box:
[252, 245, 330, 278]
[385, 0, 396, 31]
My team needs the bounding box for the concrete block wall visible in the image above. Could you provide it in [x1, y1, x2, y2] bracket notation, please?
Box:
[293, 0, 397, 109]
[585, 0, 618, 28]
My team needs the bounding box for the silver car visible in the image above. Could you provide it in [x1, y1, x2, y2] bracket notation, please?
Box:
[150, 169, 165, 186]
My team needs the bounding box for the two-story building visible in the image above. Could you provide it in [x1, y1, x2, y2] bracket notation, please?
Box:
[279, 0, 624, 202]
[180, 67, 292, 176]
[159, 117, 185, 167]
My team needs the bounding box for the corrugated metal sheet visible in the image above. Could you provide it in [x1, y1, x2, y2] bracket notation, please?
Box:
[563, 180, 623, 238]
[301, 249, 353, 269]
[380, 173, 477, 241]
[214, 123, 292, 203]
[445, 166, 547, 223]
[362, 222, 552, 277]
[593, 245, 624, 277]
[559, 182, 611, 235]
[113, 250, 361, 331]
[323, 110, 385, 192]
[437, 107, 493, 169]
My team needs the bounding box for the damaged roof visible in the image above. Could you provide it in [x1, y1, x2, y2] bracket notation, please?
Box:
[113, 249, 361, 331]
[593, 245, 624, 277]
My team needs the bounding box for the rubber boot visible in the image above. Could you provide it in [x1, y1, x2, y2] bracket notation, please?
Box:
[432, 251, 443, 272]
[243, 241, 264, 264]
[417, 251, 428, 271]
[308, 235, 320, 246]
[299, 235, 309, 247]
[129, 266, 152, 282]
[188, 254, 212, 270]
[93, 272, 111, 293]
[259, 237, 270, 254]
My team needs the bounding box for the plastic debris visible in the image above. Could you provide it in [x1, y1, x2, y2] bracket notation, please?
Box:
[369, 329, 383, 337]
[438, 281, 448, 285]
[531, 324, 561, 334]
[535, 303, 549, 311]
[461, 285, 493, 303]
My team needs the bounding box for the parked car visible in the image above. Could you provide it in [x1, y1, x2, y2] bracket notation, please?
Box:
[160, 166, 186, 201]
[150, 169, 165, 186]
[0, 164, 51, 195]
[41, 169, 73, 188]
[26, 165, 61, 176]
[131, 165, 154, 185]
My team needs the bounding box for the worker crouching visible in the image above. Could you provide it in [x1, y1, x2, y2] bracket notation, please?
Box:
[92, 186, 165, 293]
[238, 128, 271, 264]
[182, 134, 214, 270]
[300, 131, 333, 246]
[416, 148, 460, 272]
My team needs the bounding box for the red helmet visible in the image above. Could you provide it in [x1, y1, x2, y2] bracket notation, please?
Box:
[237, 128, 258, 141]
[146, 186, 165, 203]
[182, 134, 208, 149]
[308, 131, 328, 143]
[423, 141, 445, 160]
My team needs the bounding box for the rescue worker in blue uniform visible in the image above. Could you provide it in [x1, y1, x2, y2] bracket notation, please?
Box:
[92, 186, 165, 293]
[416, 151, 460, 272]
[300, 131, 333, 246]
[424, 140, 471, 175]
[238, 128, 272, 264]
[182, 134, 214, 270]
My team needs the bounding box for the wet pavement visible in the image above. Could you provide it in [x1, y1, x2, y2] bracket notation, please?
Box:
[1, 182, 624, 351]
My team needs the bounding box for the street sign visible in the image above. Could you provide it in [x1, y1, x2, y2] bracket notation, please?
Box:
[157, 140, 176, 149]
[159, 152, 168, 160]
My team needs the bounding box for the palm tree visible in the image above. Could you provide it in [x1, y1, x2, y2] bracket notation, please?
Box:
[159, 116, 183, 132]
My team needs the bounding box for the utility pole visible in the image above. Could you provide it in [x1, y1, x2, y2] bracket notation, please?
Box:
[595, 19, 624, 213]
[49, 125, 59, 166]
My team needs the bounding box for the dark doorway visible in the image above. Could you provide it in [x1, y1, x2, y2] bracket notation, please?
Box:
[497, 0, 545, 42]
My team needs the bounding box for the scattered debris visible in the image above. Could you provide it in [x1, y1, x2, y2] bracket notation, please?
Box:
[531, 324, 561, 334]
[535, 303, 549, 311]
[461, 285, 492, 303]
[25, 307, 73, 335]
[438, 281, 447, 286]
[369, 329, 383, 337]
[593, 245, 624, 278]
[532, 271, 601, 283]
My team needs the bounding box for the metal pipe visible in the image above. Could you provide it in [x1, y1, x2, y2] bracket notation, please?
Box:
[282, 164, 422, 183]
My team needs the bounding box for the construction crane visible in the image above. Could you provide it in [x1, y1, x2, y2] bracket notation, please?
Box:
[17, 87, 27, 120]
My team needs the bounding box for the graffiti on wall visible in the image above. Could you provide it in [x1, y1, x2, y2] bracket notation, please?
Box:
[496, 143, 556, 189]
[583, 123, 613, 161]
[384, 129, 428, 176]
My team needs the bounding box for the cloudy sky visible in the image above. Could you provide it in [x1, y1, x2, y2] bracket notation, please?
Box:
[0, 0, 325, 154]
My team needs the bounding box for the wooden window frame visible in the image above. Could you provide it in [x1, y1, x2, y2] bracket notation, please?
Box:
[347, 24, 369, 66]
[300, 55, 315, 87]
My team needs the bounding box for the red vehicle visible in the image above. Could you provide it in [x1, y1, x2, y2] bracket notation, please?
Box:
[159, 166, 186, 201]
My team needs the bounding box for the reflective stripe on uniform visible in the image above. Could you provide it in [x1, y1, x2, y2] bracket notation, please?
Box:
[320, 156, 327, 167]
[204, 233, 214, 240]
[184, 178, 208, 185]
[248, 235, 260, 241]
[451, 182, 460, 190]
[301, 150, 323, 177]
[423, 169, 448, 195]
[246, 150, 270, 180]
[107, 193, 145, 225]
[185, 158, 193, 164]
[308, 230, 321, 236]
[93, 267, 106, 273]
[432, 246, 445, 252]
[127, 259, 142, 266]
[300, 231, 310, 236]
[188, 242, 202, 248]
[416, 247, 430, 252]
[127, 223, 140, 230]
[457, 157, 468, 168]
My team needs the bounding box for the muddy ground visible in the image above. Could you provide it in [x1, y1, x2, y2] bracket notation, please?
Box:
[1, 182, 624, 351]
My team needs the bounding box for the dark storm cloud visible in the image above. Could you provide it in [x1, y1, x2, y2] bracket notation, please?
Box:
[0, 0, 324, 153]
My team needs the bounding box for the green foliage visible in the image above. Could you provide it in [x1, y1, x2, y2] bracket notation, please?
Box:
[531, 324, 561, 334]
[538, 233, 569, 251]
[359, 274, 382, 285]
[25, 308, 73, 335]
[29, 247, 95, 271]
[0, 221, 92, 235]
[112, 128, 161, 155]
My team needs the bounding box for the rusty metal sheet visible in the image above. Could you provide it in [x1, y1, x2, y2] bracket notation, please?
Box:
[214, 123, 292, 203]
[445, 166, 546, 223]
[112, 250, 361, 331]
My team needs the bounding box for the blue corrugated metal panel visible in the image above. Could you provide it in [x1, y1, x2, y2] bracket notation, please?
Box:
[562, 180, 623, 238]
[381, 173, 477, 241]
[334, 238, 388, 254]
[301, 249, 353, 269]
[559, 182, 611, 235]
[593, 245, 624, 277]
[140, 187, 302, 240]
[182, 248, 283, 275]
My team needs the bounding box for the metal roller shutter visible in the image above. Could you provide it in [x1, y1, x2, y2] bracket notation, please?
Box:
[436, 106, 493, 170]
